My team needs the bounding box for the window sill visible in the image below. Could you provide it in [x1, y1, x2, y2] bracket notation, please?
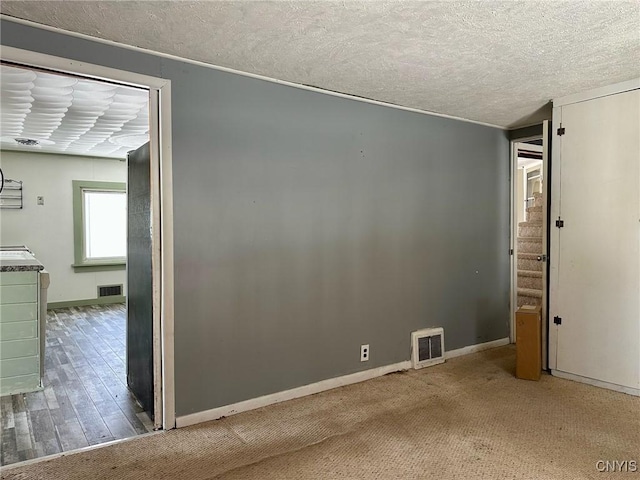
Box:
[72, 262, 126, 273]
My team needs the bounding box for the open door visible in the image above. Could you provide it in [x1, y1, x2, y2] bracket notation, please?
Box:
[512, 120, 550, 369]
[127, 142, 154, 418]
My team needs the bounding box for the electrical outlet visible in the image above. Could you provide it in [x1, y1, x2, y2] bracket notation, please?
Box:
[37, 196, 44, 206]
[360, 344, 369, 362]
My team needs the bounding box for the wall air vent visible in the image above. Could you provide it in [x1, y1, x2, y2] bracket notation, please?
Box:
[411, 328, 445, 369]
[98, 284, 123, 297]
[15, 137, 40, 146]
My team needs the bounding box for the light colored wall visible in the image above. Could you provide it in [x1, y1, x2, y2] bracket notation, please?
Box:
[516, 162, 543, 225]
[0, 150, 127, 303]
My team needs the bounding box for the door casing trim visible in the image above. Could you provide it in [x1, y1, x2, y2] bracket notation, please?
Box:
[0, 45, 176, 431]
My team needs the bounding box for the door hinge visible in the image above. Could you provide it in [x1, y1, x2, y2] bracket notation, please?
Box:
[557, 126, 565, 136]
[555, 217, 564, 228]
[553, 316, 562, 325]
[510, 248, 514, 255]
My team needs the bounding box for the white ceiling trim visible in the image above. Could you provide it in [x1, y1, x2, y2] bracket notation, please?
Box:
[0, 14, 506, 130]
[552, 77, 640, 108]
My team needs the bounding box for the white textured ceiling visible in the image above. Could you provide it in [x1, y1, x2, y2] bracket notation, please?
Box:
[1, 1, 639, 128]
[0, 65, 149, 158]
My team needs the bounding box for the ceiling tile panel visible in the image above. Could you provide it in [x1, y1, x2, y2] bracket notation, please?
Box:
[1, 65, 149, 158]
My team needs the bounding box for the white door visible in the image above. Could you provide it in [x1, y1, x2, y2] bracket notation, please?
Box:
[550, 89, 640, 390]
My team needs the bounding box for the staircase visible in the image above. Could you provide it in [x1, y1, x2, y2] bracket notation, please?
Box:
[517, 192, 543, 307]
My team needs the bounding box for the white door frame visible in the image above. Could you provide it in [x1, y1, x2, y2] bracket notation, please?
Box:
[0, 46, 176, 430]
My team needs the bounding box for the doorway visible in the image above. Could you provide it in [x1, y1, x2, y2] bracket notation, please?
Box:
[0, 47, 174, 466]
[510, 122, 550, 369]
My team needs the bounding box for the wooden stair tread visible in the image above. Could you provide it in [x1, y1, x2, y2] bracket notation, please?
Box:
[518, 221, 542, 227]
[517, 270, 543, 278]
[517, 236, 542, 242]
[517, 253, 542, 259]
[517, 287, 543, 298]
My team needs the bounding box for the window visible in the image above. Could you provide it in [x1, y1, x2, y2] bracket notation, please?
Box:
[73, 180, 126, 271]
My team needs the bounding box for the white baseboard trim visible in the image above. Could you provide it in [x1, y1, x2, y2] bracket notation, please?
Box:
[176, 361, 411, 428]
[551, 370, 640, 397]
[176, 337, 511, 428]
[445, 337, 511, 360]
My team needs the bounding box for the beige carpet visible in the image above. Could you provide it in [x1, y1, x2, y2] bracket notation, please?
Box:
[2, 346, 638, 480]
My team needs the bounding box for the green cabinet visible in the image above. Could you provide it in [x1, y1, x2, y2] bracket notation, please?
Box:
[0, 271, 41, 395]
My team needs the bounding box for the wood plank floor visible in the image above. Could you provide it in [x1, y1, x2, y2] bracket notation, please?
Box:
[1, 304, 154, 466]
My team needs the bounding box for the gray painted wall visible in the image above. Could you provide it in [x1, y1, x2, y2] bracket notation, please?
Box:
[1, 19, 510, 417]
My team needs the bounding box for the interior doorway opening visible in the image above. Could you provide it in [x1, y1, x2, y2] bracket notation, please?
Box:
[0, 59, 166, 466]
[510, 123, 550, 370]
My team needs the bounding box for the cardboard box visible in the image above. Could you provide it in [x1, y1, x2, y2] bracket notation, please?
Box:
[516, 305, 541, 381]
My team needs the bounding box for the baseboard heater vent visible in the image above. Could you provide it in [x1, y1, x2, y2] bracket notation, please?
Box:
[98, 284, 123, 297]
[412, 328, 445, 369]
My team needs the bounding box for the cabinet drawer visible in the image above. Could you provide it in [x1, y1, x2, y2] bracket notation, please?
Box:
[0, 303, 37, 323]
[0, 284, 37, 304]
[0, 373, 40, 396]
[0, 321, 37, 341]
[0, 338, 38, 360]
[0, 355, 39, 378]
[0, 272, 37, 286]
